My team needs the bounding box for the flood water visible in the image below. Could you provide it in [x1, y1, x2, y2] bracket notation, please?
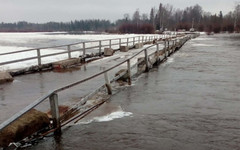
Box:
[21, 34, 240, 149]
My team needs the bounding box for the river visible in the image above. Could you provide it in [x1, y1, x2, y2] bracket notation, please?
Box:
[21, 33, 240, 149]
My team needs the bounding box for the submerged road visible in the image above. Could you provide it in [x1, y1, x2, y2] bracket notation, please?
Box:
[31, 34, 240, 150]
[0, 44, 160, 123]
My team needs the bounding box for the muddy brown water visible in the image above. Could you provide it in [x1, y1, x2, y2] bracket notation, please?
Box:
[5, 34, 240, 149]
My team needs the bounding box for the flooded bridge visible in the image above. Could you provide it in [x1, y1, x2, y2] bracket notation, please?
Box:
[1, 33, 240, 150]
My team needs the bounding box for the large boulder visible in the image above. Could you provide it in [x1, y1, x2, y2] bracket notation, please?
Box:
[120, 46, 129, 52]
[104, 48, 114, 56]
[0, 109, 50, 148]
[115, 69, 128, 82]
[52, 58, 80, 69]
[134, 43, 143, 49]
[0, 72, 13, 84]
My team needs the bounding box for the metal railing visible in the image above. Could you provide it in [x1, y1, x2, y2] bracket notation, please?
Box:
[0, 34, 194, 134]
[0, 35, 162, 68]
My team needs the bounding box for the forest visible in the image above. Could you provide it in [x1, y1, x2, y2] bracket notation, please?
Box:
[0, 3, 240, 33]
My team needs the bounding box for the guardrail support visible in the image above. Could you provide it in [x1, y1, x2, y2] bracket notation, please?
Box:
[37, 49, 41, 66]
[127, 59, 132, 85]
[49, 93, 61, 135]
[167, 40, 170, 56]
[104, 69, 112, 95]
[99, 41, 102, 56]
[119, 38, 121, 48]
[109, 40, 112, 48]
[67, 45, 71, 59]
[127, 38, 129, 47]
[144, 49, 149, 72]
[133, 37, 135, 46]
[164, 41, 167, 59]
[156, 43, 160, 63]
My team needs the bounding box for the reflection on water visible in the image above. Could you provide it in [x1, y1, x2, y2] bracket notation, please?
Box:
[20, 34, 240, 149]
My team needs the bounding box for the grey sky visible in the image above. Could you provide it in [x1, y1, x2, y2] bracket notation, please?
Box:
[0, 0, 238, 23]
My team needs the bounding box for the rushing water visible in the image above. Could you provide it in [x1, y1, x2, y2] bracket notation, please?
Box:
[19, 34, 240, 149]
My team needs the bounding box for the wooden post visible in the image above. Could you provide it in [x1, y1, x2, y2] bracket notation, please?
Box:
[119, 38, 121, 48]
[67, 45, 71, 59]
[109, 40, 112, 48]
[144, 49, 149, 72]
[127, 59, 132, 85]
[99, 41, 102, 56]
[49, 93, 61, 135]
[37, 49, 41, 66]
[156, 43, 160, 63]
[164, 41, 167, 59]
[82, 42, 86, 62]
[167, 40, 170, 56]
[83, 42, 86, 56]
[104, 69, 112, 95]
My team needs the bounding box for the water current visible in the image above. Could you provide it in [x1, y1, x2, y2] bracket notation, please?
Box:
[18, 34, 240, 149]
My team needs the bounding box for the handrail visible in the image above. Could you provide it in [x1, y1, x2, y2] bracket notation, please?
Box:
[0, 35, 151, 56]
[0, 33, 196, 132]
[0, 35, 160, 68]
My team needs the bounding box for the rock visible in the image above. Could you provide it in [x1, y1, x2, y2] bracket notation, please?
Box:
[0, 72, 14, 84]
[46, 105, 70, 121]
[52, 58, 80, 69]
[134, 43, 143, 49]
[0, 109, 50, 148]
[115, 69, 128, 82]
[120, 46, 129, 52]
[104, 48, 114, 56]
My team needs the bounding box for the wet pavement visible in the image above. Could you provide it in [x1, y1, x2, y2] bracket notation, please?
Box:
[29, 34, 240, 150]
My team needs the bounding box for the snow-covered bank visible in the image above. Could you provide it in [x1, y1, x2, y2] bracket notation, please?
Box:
[0, 32, 159, 71]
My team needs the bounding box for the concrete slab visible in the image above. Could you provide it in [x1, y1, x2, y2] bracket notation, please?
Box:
[0, 72, 13, 84]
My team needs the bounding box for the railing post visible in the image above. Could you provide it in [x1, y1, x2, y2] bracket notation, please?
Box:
[49, 93, 61, 135]
[138, 36, 140, 44]
[127, 38, 129, 47]
[82, 42, 86, 62]
[167, 40, 170, 56]
[37, 49, 41, 66]
[119, 38, 121, 48]
[104, 69, 112, 95]
[99, 41, 102, 56]
[156, 43, 160, 62]
[133, 37, 135, 46]
[142, 36, 144, 44]
[109, 39, 112, 48]
[144, 49, 149, 72]
[83, 42, 86, 56]
[67, 45, 71, 59]
[164, 41, 167, 59]
[127, 59, 132, 85]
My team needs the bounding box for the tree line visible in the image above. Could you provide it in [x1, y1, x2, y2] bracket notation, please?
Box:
[0, 20, 114, 32]
[117, 2, 240, 33]
[0, 3, 240, 33]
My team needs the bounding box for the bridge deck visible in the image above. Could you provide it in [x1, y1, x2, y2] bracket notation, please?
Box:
[0, 44, 162, 123]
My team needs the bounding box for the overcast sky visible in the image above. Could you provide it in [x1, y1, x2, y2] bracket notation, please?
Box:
[0, 0, 238, 23]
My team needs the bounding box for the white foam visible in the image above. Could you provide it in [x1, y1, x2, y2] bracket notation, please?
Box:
[166, 57, 174, 64]
[76, 110, 132, 125]
[192, 43, 216, 47]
